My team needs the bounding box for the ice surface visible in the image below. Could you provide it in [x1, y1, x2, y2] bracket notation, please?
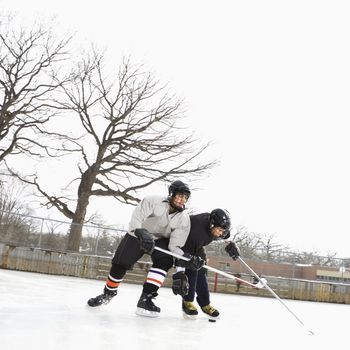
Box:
[0, 269, 348, 350]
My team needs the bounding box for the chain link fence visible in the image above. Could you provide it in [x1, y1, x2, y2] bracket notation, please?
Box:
[1, 209, 349, 283]
[0, 210, 126, 256]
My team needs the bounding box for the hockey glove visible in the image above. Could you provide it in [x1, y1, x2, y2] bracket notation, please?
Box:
[172, 272, 189, 296]
[134, 228, 155, 255]
[176, 253, 205, 270]
[225, 242, 240, 260]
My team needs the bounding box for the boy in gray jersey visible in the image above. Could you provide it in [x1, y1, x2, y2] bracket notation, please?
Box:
[87, 180, 203, 317]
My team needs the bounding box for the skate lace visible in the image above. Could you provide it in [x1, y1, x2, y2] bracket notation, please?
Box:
[202, 304, 216, 314]
[146, 293, 157, 307]
[96, 293, 110, 301]
[96, 290, 116, 301]
[184, 301, 197, 311]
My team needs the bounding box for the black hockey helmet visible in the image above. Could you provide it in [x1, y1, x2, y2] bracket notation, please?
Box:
[168, 180, 191, 212]
[210, 208, 231, 239]
[168, 180, 191, 198]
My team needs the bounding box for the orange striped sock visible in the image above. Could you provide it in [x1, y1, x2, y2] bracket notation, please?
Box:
[105, 274, 122, 292]
[145, 268, 166, 288]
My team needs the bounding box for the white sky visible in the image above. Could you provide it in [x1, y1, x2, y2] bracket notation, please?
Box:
[2, 0, 350, 257]
[1, 269, 349, 350]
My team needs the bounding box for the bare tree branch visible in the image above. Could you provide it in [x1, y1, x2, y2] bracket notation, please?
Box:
[41, 52, 217, 250]
[0, 14, 74, 163]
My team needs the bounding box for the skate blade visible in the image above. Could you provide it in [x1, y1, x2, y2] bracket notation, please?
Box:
[182, 312, 197, 320]
[135, 307, 160, 318]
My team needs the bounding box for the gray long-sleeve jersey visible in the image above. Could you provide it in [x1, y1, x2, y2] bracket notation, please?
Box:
[128, 195, 190, 256]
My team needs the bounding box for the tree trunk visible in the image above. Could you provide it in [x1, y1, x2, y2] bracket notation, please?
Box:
[66, 198, 89, 251]
[67, 216, 85, 252]
[66, 168, 97, 251]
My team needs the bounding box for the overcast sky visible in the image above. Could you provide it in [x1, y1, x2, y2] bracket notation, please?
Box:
[2, 0, 350, 258]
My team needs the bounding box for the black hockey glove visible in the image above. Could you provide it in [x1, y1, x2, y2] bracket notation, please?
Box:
[225, 242, 240, 260]
[172, 272, 189, 296]
[134, 228, 155, 255]
[176, 253, 205, 270]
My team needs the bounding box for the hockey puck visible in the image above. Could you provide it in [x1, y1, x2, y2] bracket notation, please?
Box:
[208, 319, 216, 322]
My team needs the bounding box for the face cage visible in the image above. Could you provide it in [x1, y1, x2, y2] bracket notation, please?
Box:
[169, 195, 188, 212]
[171, 190, 190, 200]
[210, 223, 230, 240]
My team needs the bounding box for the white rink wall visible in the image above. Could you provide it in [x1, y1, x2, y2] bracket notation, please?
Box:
[1, 243, 350, 304]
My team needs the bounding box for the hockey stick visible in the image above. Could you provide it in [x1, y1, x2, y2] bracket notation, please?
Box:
[237, 256, 315, 335]
[154, 246, 263, 289]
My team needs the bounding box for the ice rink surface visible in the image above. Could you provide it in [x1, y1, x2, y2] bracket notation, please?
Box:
[0, 269, 348, 350]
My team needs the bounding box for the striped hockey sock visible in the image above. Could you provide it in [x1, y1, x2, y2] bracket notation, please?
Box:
[105, 274, 123, 293]
[145, 268, 167, 288]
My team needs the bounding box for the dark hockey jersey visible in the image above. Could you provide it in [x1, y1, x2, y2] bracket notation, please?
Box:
[181, 212, 214, 260]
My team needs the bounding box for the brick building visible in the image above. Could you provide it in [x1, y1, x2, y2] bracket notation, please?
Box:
[207, 255, 350, 283]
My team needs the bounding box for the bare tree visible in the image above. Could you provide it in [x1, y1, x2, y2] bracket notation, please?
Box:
[0, 175, 32, 219]
[0, 175, 34, 243]
[291, 250, 338, 266]
[257, 233, 285, 260]
[228, 225, 265, 258]
[0, 14, 72, 164]
[17, 52, 217, 251]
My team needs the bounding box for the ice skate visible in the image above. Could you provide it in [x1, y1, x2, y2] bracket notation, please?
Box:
[182, 301, 198, 320]
[135, 292, 160, 318]
[201, 304, 220, 319]
[87, 287, 117, 307]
